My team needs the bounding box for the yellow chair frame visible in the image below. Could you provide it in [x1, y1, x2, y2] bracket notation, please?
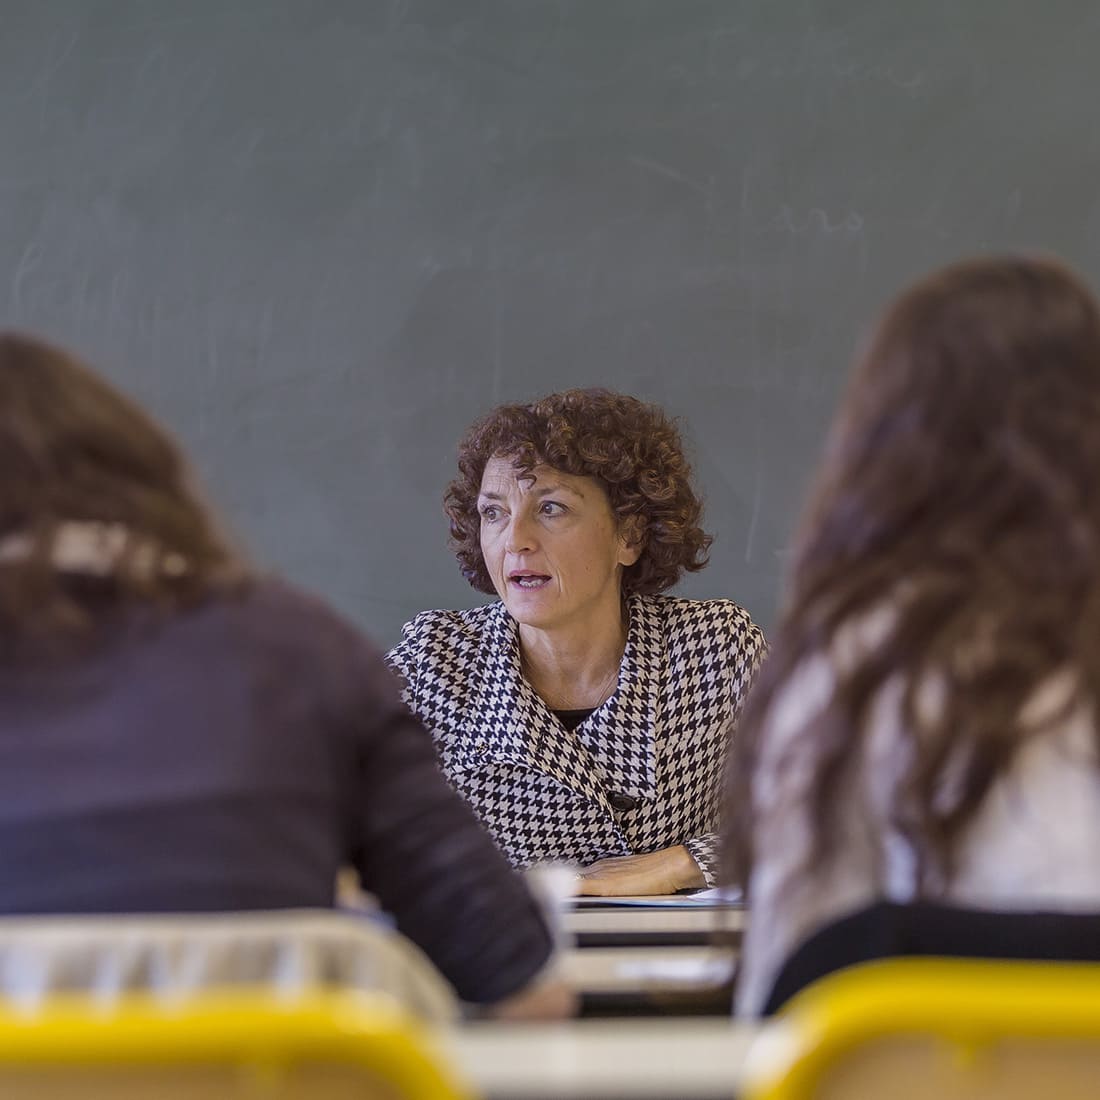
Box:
[0, 988, 472, 1099]
[743, 957, 1100, 1100]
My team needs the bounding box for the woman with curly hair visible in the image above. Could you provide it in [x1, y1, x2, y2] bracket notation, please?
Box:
[728, 255, 1100, 1014]
[387, 389, 765, 895]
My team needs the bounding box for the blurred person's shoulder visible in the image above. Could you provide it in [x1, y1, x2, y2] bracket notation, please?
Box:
[208, 574, 391, 684]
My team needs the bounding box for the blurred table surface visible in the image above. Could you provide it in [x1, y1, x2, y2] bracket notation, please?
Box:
[558, 894, 743, 1016]
[441, 1016, 758, 1100]
[562, 944, 734, 993]
[561, 897, 745, 945]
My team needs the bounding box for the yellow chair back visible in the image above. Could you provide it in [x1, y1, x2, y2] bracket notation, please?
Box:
[742, 957, 1100, 1100]
[0, 988, 472, 1100]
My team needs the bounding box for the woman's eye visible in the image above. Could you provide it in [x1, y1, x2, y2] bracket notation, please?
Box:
[539, 501, 566, 516]
[480, 506, 501, 523]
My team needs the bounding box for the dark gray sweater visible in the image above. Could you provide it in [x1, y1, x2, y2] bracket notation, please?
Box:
[0, 578, 552, 1004]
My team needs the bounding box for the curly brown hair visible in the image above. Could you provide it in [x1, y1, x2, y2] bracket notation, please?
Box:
[444, 388, 711, 596]
[0, 331, 247, 645]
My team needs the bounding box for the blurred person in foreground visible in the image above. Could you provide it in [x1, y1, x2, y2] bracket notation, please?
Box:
[727, 256, 1100, 1014]
[0, 331, 568, 1020]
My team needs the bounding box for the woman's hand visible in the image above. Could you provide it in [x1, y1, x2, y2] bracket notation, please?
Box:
[575, 845, 705, 896]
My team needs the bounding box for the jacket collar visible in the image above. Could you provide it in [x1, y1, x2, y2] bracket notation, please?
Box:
[472, 597, 663, 801]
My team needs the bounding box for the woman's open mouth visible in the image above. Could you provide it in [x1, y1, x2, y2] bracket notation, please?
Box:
[509, 572, 551, 590]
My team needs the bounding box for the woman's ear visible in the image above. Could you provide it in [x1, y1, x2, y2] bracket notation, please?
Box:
[617, 516, 645, 568]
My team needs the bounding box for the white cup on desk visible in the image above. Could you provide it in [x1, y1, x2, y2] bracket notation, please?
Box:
[524, 862, 579, 954]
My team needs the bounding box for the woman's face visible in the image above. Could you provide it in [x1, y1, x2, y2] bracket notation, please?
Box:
[477, 457, 641, 636]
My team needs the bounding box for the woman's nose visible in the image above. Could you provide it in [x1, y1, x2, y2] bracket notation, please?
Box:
[504, 512, 536, 553]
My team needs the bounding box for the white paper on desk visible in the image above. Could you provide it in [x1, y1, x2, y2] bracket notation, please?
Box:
[569, 886, 742, 908]
[617, 955, 736, 984]
[690, 886, 743, 903]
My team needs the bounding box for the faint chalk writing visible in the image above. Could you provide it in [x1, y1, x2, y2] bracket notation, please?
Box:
[766, 206, 864, 235]
[833, 61, 926, 92]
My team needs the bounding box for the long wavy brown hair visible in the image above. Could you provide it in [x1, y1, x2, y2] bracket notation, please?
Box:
[727, 256, 1100, 893]
[444, 388, 711, 596]
[0, 331, 246, 645]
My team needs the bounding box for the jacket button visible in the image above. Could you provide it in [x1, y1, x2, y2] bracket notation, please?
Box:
[475, 741, 488, 754]
[608, 792, 638, 812]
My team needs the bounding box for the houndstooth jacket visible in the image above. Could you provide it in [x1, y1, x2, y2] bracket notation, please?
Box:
[385, 594, 766, 886]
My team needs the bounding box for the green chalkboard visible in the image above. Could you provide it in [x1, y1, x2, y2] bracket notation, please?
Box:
[3, 0, 1099, 642]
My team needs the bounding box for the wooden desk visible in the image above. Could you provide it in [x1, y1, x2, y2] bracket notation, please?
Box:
[441, 1018, 757, 1099]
